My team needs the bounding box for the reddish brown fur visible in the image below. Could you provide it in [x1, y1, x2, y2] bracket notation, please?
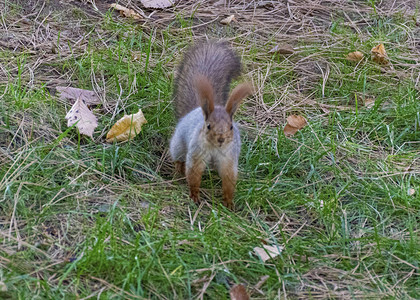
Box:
[195, 76, 215, 119]
[225, 83, 254, 116]
[204, 106, 234, 147]
[171, 41, 254, 209]
[186, 158, 206, 204]
[173, 41, 241, 119]
[175, 161, 185, 175]
[219, 160, 237, 209]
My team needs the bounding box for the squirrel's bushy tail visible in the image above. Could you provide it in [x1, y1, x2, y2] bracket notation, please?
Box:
[173, 41, 241, 120]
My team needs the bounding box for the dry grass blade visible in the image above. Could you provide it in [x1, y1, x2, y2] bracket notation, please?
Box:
[140, 0, 174, 9]
[269, 44, 295, 54]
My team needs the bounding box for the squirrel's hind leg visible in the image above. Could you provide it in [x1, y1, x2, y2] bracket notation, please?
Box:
[174, 161, 186, 176]
[219, 162, 237, 209]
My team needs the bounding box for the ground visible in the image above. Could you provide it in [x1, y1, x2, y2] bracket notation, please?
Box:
[0, 0, 419, 299]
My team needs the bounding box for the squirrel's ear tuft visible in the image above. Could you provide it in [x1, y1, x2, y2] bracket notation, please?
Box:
[195, 75, 215, 120]
[225, 83, 253, 117]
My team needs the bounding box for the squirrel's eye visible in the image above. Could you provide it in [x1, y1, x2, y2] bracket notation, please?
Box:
[207, 124, 211, 130]
[230, 125, 233, 130]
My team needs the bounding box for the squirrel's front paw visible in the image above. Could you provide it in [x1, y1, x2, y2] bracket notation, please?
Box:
[222, 199, 234, 210]
[190, 191, 201, 204]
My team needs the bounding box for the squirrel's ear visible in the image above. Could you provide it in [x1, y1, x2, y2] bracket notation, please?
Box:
[225, 83, 253, 117]
[195, 75, 215, 120]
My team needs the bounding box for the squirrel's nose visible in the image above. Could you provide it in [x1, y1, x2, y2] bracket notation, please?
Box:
[218, 137, 225, 144]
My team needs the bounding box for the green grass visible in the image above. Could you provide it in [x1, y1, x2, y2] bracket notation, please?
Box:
[1, 1, 419, 299]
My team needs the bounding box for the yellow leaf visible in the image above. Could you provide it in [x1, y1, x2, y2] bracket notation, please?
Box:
[110, 3, 142, 20]
[284, 115, 307, 136]
[106, 110, 147, 143]
[220, 15, 236, 25]
[346, 51, 364, 62]
[371, 44, 389, 65]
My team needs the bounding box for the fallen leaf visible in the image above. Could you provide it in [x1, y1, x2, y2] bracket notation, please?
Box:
[65, 98, 98, 138]
[106, 109, 147, 142]
[284, 115, 307, 136]
[110, 3, 142, 20]
[364, 98, 375, 108]
[254, 244, 284, 262]
[346, 51, 364, 62]
[371, 44, 389, 65]
[287, 115, 307, 128]
[408, 188, 415, 196]
[220, 15, 236, 25]
[140, 0, 174, 8]
[56, 86, 101, 105]
[269, 43, 294, 54]
[229, 284, 249, 300]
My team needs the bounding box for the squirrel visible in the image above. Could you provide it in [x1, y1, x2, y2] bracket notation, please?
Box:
[169, 41, 253, 209]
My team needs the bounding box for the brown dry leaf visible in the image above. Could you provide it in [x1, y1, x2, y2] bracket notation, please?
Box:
[65, 98, 98, 138]
[56, 86, 101, 105]
[346, 51, 364, 62]
[254, 244, 284, 262]
[110, 3, 142, 20]
[220, 15, 236, 25]
[106, 109, 147, 143]
[229, 284, 249, 300]
[0, 281, 7, 292]
[408, 188, 415, 196]
[284, 124, 298, 136]
[364, 98, 375, 108]
[140, 0, 174, 8]
[284, 115, 307, 136]
[269, 43, 294, 54]
[371, 44, 389, 65]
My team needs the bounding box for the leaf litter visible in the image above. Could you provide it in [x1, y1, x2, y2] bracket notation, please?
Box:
[371, 44, 389, 65]
[346, 51, 364, 62]
[110, 3, 142, 20]
[56, 86, 101, 105]
[220, 15, 236, 25]
[284, 115, 307, 137]
[65, 98, 98, 138]
[106, 110, 147, 143]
